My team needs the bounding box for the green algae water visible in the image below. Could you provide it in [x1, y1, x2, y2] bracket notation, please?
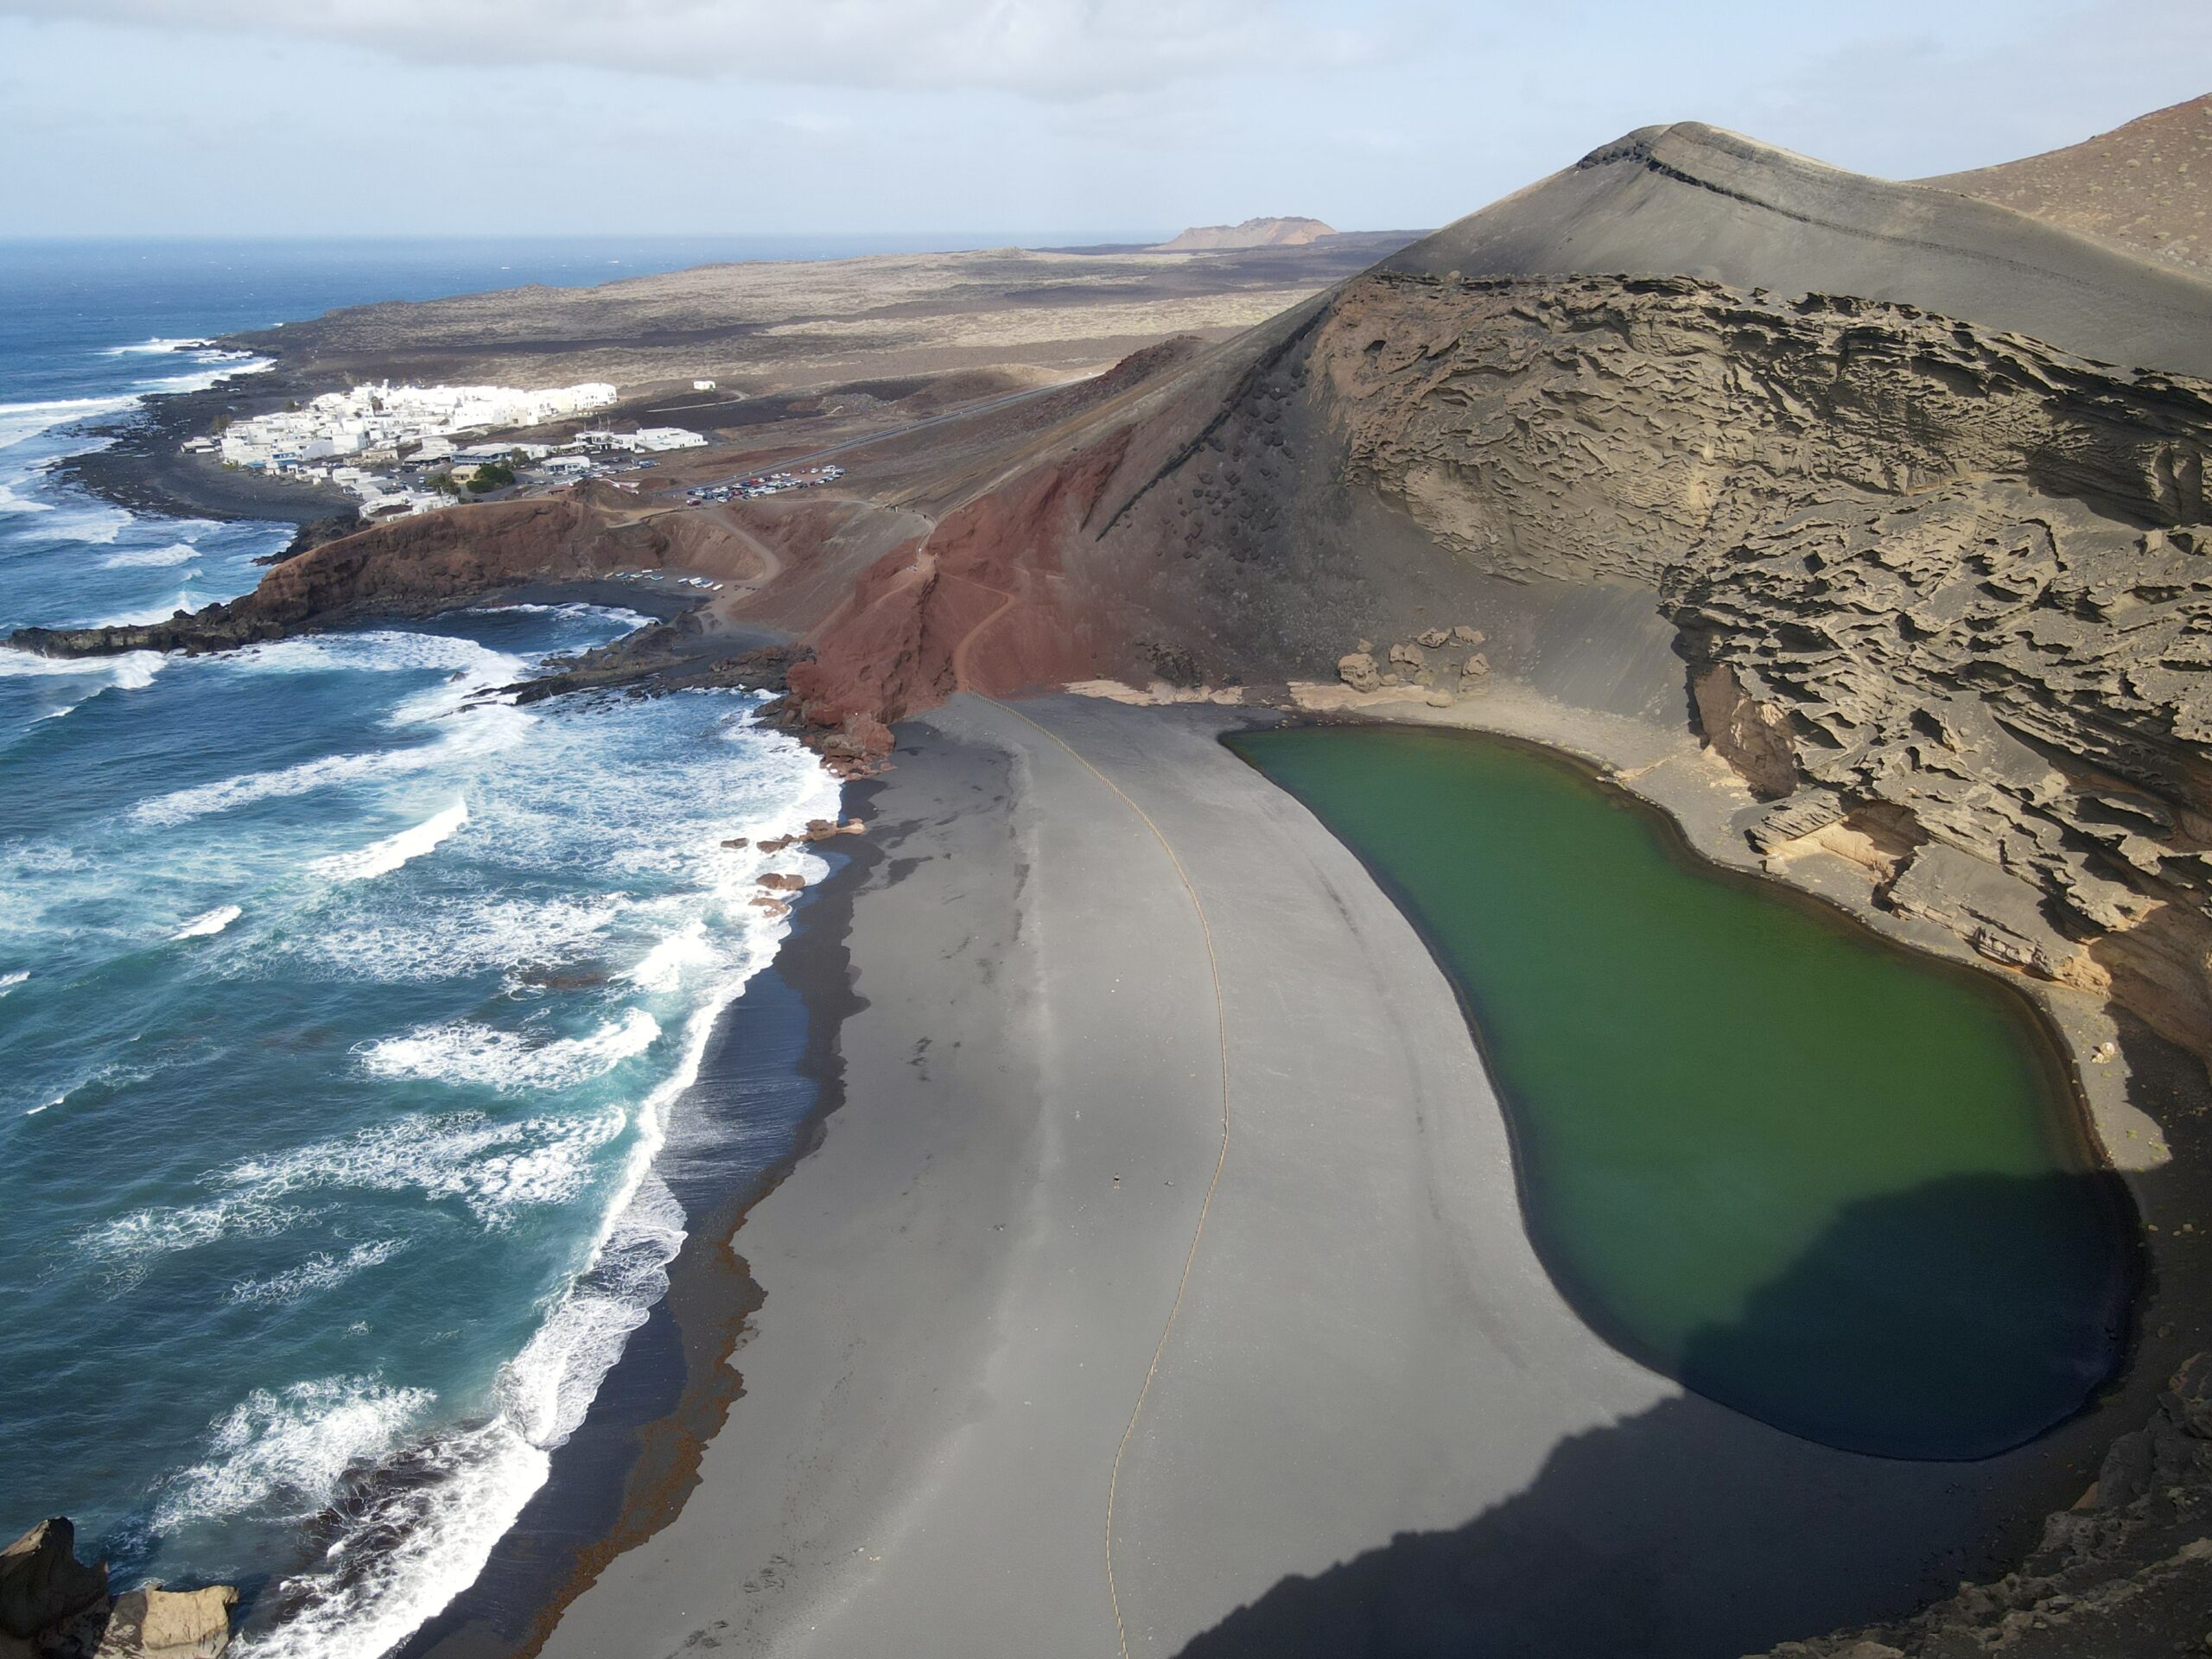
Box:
[1230, 724, 2136, 1459]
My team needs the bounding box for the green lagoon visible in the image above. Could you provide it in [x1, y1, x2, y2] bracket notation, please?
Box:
[1230, 724, 2137, 1459]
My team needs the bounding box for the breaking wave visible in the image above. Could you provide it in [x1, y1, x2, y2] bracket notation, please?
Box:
[0, 395, 136, 454]
[173, 905, 241, 940]
[313, 799, 469, 883]
[357, 1009, 660, 1095]
[104, 337, 215, 356]
[102, 542, 199, 569]
[132, 705, 529, 827]
[153, 1376, 436, 1533]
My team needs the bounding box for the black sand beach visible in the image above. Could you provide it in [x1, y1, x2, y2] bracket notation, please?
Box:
[434, 694, 2209, 1659]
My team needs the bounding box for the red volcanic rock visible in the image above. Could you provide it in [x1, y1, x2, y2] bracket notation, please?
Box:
[785, 437, 1134, 747]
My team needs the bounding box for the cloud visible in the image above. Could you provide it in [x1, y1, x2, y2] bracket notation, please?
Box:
[1, 0, 1392, 98]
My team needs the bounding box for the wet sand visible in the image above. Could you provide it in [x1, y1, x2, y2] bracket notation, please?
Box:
[509, 692, 2152, 1659]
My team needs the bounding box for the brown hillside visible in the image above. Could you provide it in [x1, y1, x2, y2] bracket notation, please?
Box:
[1923, 93, 2212, 274]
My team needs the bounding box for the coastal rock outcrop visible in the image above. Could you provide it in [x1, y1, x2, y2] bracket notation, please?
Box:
[0, 1521, 233, 1659]
[1, 1522, 105, 1644]
[5, 486, 751, 660]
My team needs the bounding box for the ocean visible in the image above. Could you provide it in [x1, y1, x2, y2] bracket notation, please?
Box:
[0, 238, 887, 1656]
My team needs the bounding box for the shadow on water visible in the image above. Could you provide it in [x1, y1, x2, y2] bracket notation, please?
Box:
[1175, 1169, 2145, 1659]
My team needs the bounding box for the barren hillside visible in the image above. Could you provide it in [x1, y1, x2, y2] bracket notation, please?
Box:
[1924, 93, 2212, 275]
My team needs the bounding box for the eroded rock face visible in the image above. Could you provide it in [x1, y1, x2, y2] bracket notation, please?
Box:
[1159, 269, 2212, 1071]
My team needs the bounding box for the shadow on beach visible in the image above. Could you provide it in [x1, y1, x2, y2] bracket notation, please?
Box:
[1175, 1167, 2149, 1659]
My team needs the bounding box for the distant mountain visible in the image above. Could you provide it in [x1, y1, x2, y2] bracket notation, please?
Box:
[1921, 92, 2212, 275]
[1153, 217, 1337, 251]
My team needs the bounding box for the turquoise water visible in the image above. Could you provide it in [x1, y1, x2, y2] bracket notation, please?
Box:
[1231, 725, 2137, 1459]
[0, 242, 850, 1657]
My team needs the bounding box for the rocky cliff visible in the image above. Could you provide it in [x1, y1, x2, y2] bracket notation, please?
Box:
[1287, 270, 2212, 1064]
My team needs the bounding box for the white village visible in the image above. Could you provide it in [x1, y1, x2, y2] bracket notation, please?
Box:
[189, 380, 709, 518]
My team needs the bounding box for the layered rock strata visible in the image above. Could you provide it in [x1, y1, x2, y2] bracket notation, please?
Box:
[1296, 271, 2212, 1065]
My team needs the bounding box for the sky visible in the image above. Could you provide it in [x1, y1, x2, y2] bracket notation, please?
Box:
[1, 0, 2205, 239]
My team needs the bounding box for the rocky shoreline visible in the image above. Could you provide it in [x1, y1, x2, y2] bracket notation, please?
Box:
[58, 369, 353, 527]
[0, 1521, 234, 1659]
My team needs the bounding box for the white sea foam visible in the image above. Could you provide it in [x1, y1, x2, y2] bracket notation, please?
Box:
[133, 703, 530, 827]
[224, 1106, 627, 1224]
[110, 652, 164, 690]
[143, 353, 272, 395]
[283, 894, 627, 985]
[80, 1197, 310, 1287]
[0, 395, 135, 453]
[56, 505, 134, 545]
[101, 542, 198, 569]
[231, 1416, 547, 1659]
[503, 1173, 684, 1448]
[358, 1008, 660, 1094]
[133, 702, 840, 1659]
[92, 588, 206, 629]
[314, 799, 468, 883]
[232, 631, 520, 683]
[0, 650, 111, 678]
[172, 905, 241, 940]
[153, 1376, 435, 1531]
[228, 1240, 405, 1306]
[0, 482, 54, 514]
[239, 906, 804, 1652]
[464, 601, 658, 635]
[620, 917, 712, 995]
[0, 970, 26, 995]
[0, 648, 163, 693]
[104, 337, 214, 355]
